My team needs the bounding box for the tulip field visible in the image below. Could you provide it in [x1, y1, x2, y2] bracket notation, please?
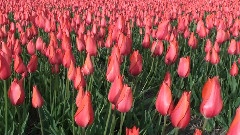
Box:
[1, 0, 240, 134]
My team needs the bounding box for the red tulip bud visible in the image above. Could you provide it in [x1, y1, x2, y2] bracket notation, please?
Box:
[126, 126, 139, 135]
[8, 78, 25, 105]
[116, 84, 133, 113]
[129, 50, 143, 76]
[156, 82, 173, 116]
[230, 62, 238, 76]
[74, 91, 94, 128]
[170, 91, 191, 129]
[177, 56, 191, 78]
[200, 76, 223, 118]
[227, 106, 240, 135]
[32, 85, 44, 108]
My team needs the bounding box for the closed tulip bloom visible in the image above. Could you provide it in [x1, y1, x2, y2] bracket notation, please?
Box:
[0, 53, 11, 80]
[188, 32, 198, 49]
[74, 91, 94, 128]
[163, 71, 171, 87]
[216, 29, 226, 44]
[67, 61, 75, 81]
[193, 129, 202, 135]
[82, 53, 94, 76]
[108, 75, 123, 105]
[8, 78, 25, 105]
[156, 20, 169, 40]
[142, 33, 150, 48]
[227, 106, 240, 135]
[230, 62, 238, 76]
[27, 40, 36, 55]
[14, 55, 27, 74]
[156, 82, 173, 116]
[210, 48, 220, 65]
[76, 87, 85, 107]
[204, 39, 212, 53]
[116, 84, 133, 113]
[76, 35, 85, 52]
[177, 56, 190, 78]
[62, 49, 75, 68]
[126, 126, 139, 135]
[151, 40, 164, 56]
[170, 91, 191, 129]
[106, 55, 120, 82]
[32, 85, 44, 108]
[86, 35, 97, 56]
[27, 54, 38, 73]
[200, 76, 223, 118]
[165, 40, 178, 65]
[129, 50, 143, 76]
[228, 39, 237, 55]
[74, 67, 86, 89]
[36, 37, 43, 51]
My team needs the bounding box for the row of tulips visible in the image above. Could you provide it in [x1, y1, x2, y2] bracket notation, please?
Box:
[1, 0, 240, 134]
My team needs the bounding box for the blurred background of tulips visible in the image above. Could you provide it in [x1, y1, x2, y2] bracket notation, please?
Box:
[1, 0, 240, 135]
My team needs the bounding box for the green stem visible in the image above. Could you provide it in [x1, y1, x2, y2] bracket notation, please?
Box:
[141, 58, 155, 92]
[110, 109, 116, 135]
[72, 88, 76, 135]
[82, 127, 86, 135]
[118, 113, 126, 135]
[202, 118, 208, 131]
[38, 108, 44, 135]
[174, 128, 179, 135]
[104, 104, 112, 135]
[4, 80, 8, 135]
[162, 115, 167, 135]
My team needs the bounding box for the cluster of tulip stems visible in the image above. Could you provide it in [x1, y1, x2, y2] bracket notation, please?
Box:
[1, 0, 240, 134]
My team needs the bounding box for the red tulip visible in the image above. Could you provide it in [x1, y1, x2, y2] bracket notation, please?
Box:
[227, 106, 240, 135]
[8, 78, 25, 105]
[170, 91, 191, 129]
[188, 32, 198, 49]
[27, 40, 36, 55]
[0, 53, 11, 80]
[86, 35, 97, 56]
[108, 75, 123, 105]
[177, 56, 191, 78]
[193, 129, 202, 135]
[82, 53, 94, 76]
[14, 55, 27, 74]
[142, 33, 150, 48]
[210, 48, 220, 65]
[230, 62, 238, 76]
[156, 20, 169, 40]
[150, 40, 164, 56]
[67, 61, 76, 81]
[204, 39, 212, 53]
[156, 82, 173, 116]
[163, 71, 171, 87]
[200, 76, 223, 118]
[116, 84, 133, 113]
[76, 35, 85, 52]
[74, 91, 94, 128]
[76, 87, 85, 107]
[228, 39, 237, 55]
[129, 50, 143, 76]
[27, 54, 38, 73]
[73, 67, 86, 89]
[126, 126, 139, 135]
[32, 85, 44, 108]
[106, 55, 120, 82]
[165, 40, 178, 65]
[216, 29, 226, 44]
